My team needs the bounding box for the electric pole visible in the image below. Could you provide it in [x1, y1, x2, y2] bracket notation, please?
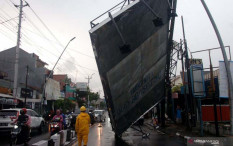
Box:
[13, 0, 28, 99]
[182, 16, 195, 128]
[25, 65, 29, 107]
[86, 73, 95, 109]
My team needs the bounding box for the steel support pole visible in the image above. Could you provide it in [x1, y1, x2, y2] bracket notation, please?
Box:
[198, 98, 203, 136]
[13, 0, 23, 98]
[201, 0, 233, 135]
[209, 50, 219, 136]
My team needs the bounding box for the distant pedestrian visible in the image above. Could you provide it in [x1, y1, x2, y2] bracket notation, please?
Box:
[152, 116, 159, 130]
[176, 105, 182, 124]
[75, 106, 91, 146]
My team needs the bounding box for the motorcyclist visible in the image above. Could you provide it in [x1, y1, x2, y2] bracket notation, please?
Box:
[13, 108, 31, 144]
[60, 110, 67, 129]
[75, 106, 91, 146]
[52, 109, 63, 130]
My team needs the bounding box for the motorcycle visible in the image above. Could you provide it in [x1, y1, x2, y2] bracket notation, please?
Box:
[49, 118, 61, 136]
[10, 122, 30, 146]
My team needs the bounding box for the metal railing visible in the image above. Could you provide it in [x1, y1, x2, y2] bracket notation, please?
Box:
[90, 0, 132, 28]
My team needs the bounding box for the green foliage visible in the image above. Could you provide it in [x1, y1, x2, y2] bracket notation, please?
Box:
[76, 90, 88, 98]
[88, 92, 99, 102]
[54, 98, 75, 113]
[100, 101, 106, 109]
[77, 98, 85, 107]
[172, 83, 183, 93]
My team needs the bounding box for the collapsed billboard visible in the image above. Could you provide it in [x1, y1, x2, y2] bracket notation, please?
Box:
[89, 0, 171, 135]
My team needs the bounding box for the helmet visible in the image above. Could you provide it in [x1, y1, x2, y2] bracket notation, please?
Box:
[56, 109, 60, 115]
[21, 108, 27, 114]
[80, 106, 86, 112]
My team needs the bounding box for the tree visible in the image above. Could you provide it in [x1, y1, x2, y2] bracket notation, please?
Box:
[88, 92, 99, 102]
[54, 98, 75, 113]
[100, 101, 106, 109]
[172, 83, 183, 93]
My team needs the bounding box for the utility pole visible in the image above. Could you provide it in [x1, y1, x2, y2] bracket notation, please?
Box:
[200, 0, 233, 135]
[86, 73, 94, 109]
[13, 0, 28, 99]
[180, 39, 191, 129]
[25, 65, 29, 107]
[181, 16, 195, 128]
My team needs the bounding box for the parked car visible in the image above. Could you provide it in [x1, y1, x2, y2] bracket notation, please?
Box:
[0, 108, 45, 134]
[93, 110, 106, 122]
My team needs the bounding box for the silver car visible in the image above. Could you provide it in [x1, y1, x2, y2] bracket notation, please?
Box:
[0, 108, 45, 133]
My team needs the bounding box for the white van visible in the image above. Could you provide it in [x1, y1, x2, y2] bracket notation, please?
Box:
[93, 110, 106, 122]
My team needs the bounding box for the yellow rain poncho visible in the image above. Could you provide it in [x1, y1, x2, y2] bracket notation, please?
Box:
[75, 112, 90, 146]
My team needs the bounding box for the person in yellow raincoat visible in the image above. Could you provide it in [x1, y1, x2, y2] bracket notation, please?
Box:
[75, 106, 91, 146]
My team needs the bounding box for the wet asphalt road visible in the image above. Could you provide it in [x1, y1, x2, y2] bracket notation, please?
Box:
[71, 114, 186, 146]
[0, 124, 50, 146]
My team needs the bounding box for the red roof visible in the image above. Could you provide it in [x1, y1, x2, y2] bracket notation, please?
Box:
[53, 74, 68, 91]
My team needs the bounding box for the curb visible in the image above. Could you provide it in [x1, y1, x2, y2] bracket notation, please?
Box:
[65, 137, 77, 146]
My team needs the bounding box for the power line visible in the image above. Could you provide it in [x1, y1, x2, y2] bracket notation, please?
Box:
[68, 48, 95, 59]
[25, 1, 64, 50]
[59, 58, 98, 72]
[0, 16, 18, 24]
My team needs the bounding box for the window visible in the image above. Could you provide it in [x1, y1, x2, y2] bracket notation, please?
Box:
[32, 111, 38, 117]
[0, 110, 17, 116]
[27, 110, 32, 116]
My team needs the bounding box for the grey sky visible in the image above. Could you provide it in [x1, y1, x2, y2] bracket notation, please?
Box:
[0, 0, 232, 98]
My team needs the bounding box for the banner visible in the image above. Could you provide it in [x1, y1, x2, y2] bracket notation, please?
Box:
[219, 61, 233, 98]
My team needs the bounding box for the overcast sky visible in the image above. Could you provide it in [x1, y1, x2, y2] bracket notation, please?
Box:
[0, 0, 232, 98]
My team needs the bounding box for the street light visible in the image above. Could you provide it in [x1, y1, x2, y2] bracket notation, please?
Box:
[41, 37, 76, 113]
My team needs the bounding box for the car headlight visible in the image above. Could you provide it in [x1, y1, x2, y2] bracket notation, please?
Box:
[14, 125, 18, 129]
[54, 125, 58, 127]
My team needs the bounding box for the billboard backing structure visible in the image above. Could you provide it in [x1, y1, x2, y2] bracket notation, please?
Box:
[89, 0, 173, 135]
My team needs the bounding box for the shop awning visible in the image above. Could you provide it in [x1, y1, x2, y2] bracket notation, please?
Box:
[0, 93, 13, 98]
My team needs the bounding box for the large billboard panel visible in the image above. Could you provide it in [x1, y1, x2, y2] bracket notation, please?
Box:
[219, 61, 233, 98]
[89, 0, 170, 135]
[76, 82, 88, 92]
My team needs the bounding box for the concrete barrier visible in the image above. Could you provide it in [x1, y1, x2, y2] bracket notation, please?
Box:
[32, 140, 48, 146]
[71, 130, 76, 138]
[51, 133, 60, 146]
[32, 129, 75, 146]
[61, 130, 67, 145]
[66, 129, 71, 141]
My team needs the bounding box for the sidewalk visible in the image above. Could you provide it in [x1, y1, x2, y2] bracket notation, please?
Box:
[143, 118, 215, 140]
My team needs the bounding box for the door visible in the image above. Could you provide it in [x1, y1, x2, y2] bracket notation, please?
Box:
[31, 110, 40, 128]
[27, 110, 35, 128]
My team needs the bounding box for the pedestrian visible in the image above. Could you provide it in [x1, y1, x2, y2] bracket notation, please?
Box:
[176, 105, 182, 124]
[152, 116, 159, 130]
[75, 106, 91, 146]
